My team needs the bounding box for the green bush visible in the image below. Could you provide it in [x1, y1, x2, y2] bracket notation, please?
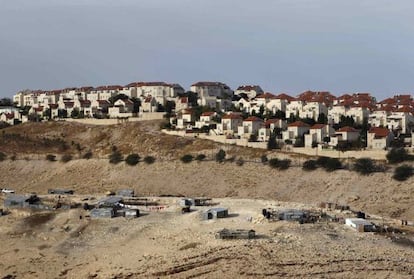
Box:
[180, 154, 194, 163]
[386, 148, 412, 164]
[195, 154, 206, 161]
[269, 158, 291, 170]
[125, 153, 140, 166]
[0, 152, 6, 161]
[109, 150, 123, 164]
[143, 156, 156, 164]
[46, 154, 57, 162]
[61, 154, 73, 163]
[215, 149, 226, 163]
[393, 165, 413, 181]
[316, 156, 329, 167]
[353, 158, 376, 175]
[303, 160, 318, 171]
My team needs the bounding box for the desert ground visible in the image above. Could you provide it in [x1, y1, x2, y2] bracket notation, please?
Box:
[0, 121, 413, 278]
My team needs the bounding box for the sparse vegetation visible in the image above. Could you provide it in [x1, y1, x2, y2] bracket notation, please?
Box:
[46, 154, 57, 162]
[180, 154, 194, 163]
[195, 154, 206, 161]
[261, 155, 268, 164]
[215, 149, 226, 163]
[61, 154, 73, 163]
[324, 158, 342, 172]
[143, 156, 156, 164]
[353, 158, 377, 175]
[0, 152, 6, 161]
[386, 148, 413, 164]
[302, 160, 318, 171]
[109, 146, 123, 164]
[83, 151, 93, 159]
[269, 158, 291, 170]
[236, 157, 244, 166]
[393, 165, 413, 181]
[125, 154, 140, 166]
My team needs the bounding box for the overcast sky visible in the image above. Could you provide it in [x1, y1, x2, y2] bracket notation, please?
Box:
[1, 0, 413, 100]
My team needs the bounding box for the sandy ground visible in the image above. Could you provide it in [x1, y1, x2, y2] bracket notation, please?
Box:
[0, 197, 413, 279]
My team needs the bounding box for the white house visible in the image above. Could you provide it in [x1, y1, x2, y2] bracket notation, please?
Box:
[190, 81, 233, 99]
[304, 124, 335, 147]
[367, 127, 394, 150]
[345, 218, 374, 232]
[195, 111, 216, 129]
[282, 121, 310, 141]
[329, 126, 360, 147]
[234, 85, 263, 100]
[237, 116, 264, 139]
[217, 113, 243, 135]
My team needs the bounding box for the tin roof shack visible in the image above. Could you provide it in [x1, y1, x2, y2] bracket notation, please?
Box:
[90, 208, 115, 219]
[4, 194, 42, 209]
[203, 208, 229, 220]
[193, 198, 212, 206]
[215, 229, 256, 240]
[345, 218, 375, 232]
[116, 189, 134, 197]
[48, 189, 74, 195]
[116, 209, 140, 218]
[278, 209, 310, 224]
[97, 196, 123, 209]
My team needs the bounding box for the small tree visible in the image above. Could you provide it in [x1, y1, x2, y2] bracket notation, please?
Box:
[215, 149, 226, 163]
[143, 156, 156, 164]
[386, 148, 410, 164]
[324, 158, 342, 172]
[269, 158, 291, 170]
[61, 154, 73, 163]
[0, 152, 6, 161]
[353, 158, 376, 175]
[125, 154, 140, 166]
[180, 154, 194, 163]
[46, 154, 57, 162]
[195, 154, 206, 161]
[303, 160, 318, 171]
[393, 165, 413, 181]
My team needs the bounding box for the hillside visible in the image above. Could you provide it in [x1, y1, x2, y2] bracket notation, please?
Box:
[0, 121, 413, 220]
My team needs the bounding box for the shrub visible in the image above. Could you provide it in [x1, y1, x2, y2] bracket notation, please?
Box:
[61, 154, 73, 163]
[324, 158, 342, 172]
[180, 154, 194, 163]
[393, 165, 413, 181]
[236, 157, 244, 166]
[143, 156, 156, 164]
[386, 148, 412, 164]
[109, 150, 123, 164]
[316, 156, 329, 167]
[303, 160, 318, 171]
[353, 158, 376, 175]
[269, 158, 291, 170]
[215, 149, 226, 163]
[46, 154, 57, 162]
[261, 155, 268, 164]
[83, 151, 93, 159]
[0, 152, 6, 161]
[195, 154, 206, 161]
[125, 153, 140, 166]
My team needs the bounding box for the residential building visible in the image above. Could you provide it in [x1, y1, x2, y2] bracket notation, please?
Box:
[367, 127, 394, 150]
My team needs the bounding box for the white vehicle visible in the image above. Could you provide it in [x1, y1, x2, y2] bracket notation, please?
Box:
[1, 189, 15, 194]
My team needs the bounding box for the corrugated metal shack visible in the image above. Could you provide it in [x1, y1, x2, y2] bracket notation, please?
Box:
[48, 189, 74, 195]
[215, 229, 255, 239]
[278, 209, 307, 222]
[4, 194, 42, 209]
[90, 208, 115, 219]
[203, 208, 229, 220]
[97, 196, 123, 208]
[345, 218, 375, 232]
[116, 209, 140, 218]
[116, 189, 135, 197]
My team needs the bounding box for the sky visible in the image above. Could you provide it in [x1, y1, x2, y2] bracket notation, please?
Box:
[1, 0, 414, 100]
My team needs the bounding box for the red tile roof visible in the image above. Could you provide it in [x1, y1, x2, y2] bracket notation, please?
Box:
[275, 93, 295, 101]
[256, 92, 276, 99]
[201, 111, 215, 116]
[244, 116, 263, 122]
[288, 121, 310, 127]
[337, 126, 359, 133]
[368, 127, 391, 138]
[310, 124, 326, 129]
[222, 113, 243, 120]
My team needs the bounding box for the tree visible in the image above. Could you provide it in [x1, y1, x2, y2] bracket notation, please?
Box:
[0, 98, 13, 106]
[195, 154, 206, 161]
[274, 110, 286, 120]
[61, 154, 73, 163]
[71, 108, 80, 119]
[125, 154, 140, 166]
[109, 147, 123, 164]
[143, 156, 156, 164]
[180, 154, 194, 163]
[303, 160, 318, 171]
[393, 165, 413, 181]
[324, 158, 342, 172]
[58, 109, 68, 118]
[131, 97, 141, 113]
[215, 149, 226, 163]
[317, 113, 328, 124]
[386, 148, 411, 164]
[269, 158, 291, 170]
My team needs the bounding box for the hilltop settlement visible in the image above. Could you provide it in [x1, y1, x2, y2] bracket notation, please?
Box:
[1, 81, 414, 151]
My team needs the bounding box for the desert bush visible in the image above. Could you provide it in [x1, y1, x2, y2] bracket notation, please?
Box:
[353, 158, 376, 175]
[143, 156, 156, 164]
[269, 158, 291, 170]
[215, 149, 226, 163]
[109, 150, 123, 164]
[61, 154, 73, 163]
[0, 152, 6, 161]
[83, 151, 93, 159]
[261, 155, 268, 164]
[46, 154, 57, 162]
[386, 148, 412, 164]
[195, 154, 206, 161]
[393, 165, 413, 181]
[302, 160, 318, 171]
[316, 156, 329, 167]
[180, 154, 194, 163]
[236, 157, 244, 166]
[324, 158, 342, 172]
[125, 154, 140, 166]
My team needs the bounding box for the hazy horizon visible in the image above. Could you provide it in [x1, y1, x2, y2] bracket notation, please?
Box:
[1, 0, 414, 100]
